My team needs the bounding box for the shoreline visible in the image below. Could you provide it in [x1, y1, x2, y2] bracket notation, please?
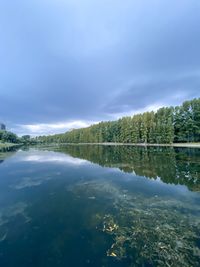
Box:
[0, 143, 20, 150]
[47, 142, 200, 148]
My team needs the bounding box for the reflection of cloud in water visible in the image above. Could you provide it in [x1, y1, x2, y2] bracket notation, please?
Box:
[0, 202, 30, 226]
[18, 150, 89, 165]
[0, 202, 31, 242]
[13, 176, 52, 190]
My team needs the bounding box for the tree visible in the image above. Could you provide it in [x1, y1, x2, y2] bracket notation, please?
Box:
[36, 98, 200, 145]
[0, 131, 18, 143]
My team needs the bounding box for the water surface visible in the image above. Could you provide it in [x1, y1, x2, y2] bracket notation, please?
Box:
[0, 145, 200, 267]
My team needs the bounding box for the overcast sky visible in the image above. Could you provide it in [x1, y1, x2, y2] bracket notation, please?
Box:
[0, 0, 200, 136]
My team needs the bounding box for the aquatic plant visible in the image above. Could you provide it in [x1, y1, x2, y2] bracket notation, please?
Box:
[69, 179, 200, 267]
[103, 204, 200, 266]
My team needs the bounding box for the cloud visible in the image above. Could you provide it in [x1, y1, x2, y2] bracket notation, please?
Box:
[13, 120, 98, 136]
[104, 72, 200, 115]
[0, 0, 200, 134]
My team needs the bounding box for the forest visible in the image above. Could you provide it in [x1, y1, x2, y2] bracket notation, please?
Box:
[36, 98, 200, 144]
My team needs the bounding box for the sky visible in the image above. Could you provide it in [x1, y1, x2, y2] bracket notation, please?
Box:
[0, 0, 200, 136]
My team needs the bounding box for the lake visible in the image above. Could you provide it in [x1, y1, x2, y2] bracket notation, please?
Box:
[0, 145, 200, 267]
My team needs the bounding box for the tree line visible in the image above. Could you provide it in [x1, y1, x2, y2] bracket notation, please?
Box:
[0, 131, 35, 145]
[37, 98, 200, 144]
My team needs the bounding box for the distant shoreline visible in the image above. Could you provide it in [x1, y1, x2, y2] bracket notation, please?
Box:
[2, 142, 199, 150]
[49, 142, 200, 148]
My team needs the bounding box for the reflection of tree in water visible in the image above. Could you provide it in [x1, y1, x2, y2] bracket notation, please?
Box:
[0, 147, 17, 164]
[56, 145, 200, 191]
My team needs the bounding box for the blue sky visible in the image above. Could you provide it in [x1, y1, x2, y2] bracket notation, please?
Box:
[0, 0, 200, 136]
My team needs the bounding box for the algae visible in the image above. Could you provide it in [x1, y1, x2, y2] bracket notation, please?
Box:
[69, 179, 200, 267]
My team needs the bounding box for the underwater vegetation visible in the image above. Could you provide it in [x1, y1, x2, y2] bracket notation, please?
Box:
[0, 202, 31, 243]
[103, 203, 200, 266]
[69, 179, 200, 267]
